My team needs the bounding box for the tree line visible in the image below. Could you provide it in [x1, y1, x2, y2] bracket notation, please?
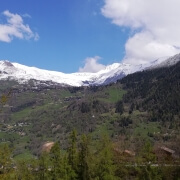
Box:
[0, 130, 179, 180]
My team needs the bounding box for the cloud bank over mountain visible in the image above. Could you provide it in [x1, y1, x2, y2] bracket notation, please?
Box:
[101, 0, 180, 64]
[79, 56, 105, 73]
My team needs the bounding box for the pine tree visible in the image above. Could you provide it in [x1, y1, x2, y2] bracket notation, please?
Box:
[38, 152, 50, 180]
[115, 100, 124, 115]
[136, 141, 162, 180]
[16, 160, 35, 180]
[67, 129, 78, 179]
[61, 153, 76, 180]
[49, 142, 63, 179]
[93, 135, 116, 180]
[78, 134, 90, 180]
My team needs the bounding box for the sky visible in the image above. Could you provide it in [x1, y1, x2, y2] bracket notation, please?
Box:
[0, 0, 180, 73]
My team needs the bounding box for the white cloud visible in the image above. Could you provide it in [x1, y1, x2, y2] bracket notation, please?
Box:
[79, 56, 106, 73]
[101, 0, 180, 64]
[22, 13, 31, 18]
[0, 10, 39, 42]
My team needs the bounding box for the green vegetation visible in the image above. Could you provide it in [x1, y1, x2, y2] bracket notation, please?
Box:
[0, 61, 180, 179]
[13, 151, 34, 161]
[0, 134, 179, 180]
[99, 86, 126, 103]
[134, 122, 160, 139]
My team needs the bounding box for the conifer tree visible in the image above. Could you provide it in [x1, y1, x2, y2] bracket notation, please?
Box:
[38, 152, 50, 180]
[16, 160, 35, 180]
[67, 129, 78, 179]
[49, 142, 63, 179]
[136, 141, 161, 180]
[115, 100, 123, 115]
[78, 134, 90, 180]
[61, 153, 76, 180]
[93, 135, 116, 180]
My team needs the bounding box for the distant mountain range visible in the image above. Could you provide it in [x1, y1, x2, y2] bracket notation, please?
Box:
[0, 54, 180, 86]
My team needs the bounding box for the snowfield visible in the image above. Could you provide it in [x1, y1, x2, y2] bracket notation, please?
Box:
[0, 54, 179, 86]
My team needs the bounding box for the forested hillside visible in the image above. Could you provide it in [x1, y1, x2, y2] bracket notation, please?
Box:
[0, 61, 180, 179]
[120, 61, 180, 122]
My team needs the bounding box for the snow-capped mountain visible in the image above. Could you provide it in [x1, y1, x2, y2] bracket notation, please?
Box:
[0, 54, 180, 87]
[146, 53, 180, 70]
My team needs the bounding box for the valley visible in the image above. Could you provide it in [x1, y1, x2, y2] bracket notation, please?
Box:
[0, 55, 180, 179]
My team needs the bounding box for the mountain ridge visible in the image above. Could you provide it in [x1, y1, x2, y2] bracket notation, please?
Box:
[0, 54, 180, 86]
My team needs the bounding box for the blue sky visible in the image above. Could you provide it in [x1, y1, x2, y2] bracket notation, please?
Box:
[0, 0, 180, 73]
[0, 0, 128, 73]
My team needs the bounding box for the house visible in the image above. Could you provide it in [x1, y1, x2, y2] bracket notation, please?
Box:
[160, 146, 175, 156]
[155, 146, 176, 162]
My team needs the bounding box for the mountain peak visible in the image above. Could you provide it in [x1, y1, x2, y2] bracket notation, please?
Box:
[0, 60, 14, 67]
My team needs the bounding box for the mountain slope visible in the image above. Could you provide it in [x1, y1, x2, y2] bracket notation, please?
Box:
[0, 54, 180, 157]
[1, 54, 179, 86]
[120, 57, 180, 122]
